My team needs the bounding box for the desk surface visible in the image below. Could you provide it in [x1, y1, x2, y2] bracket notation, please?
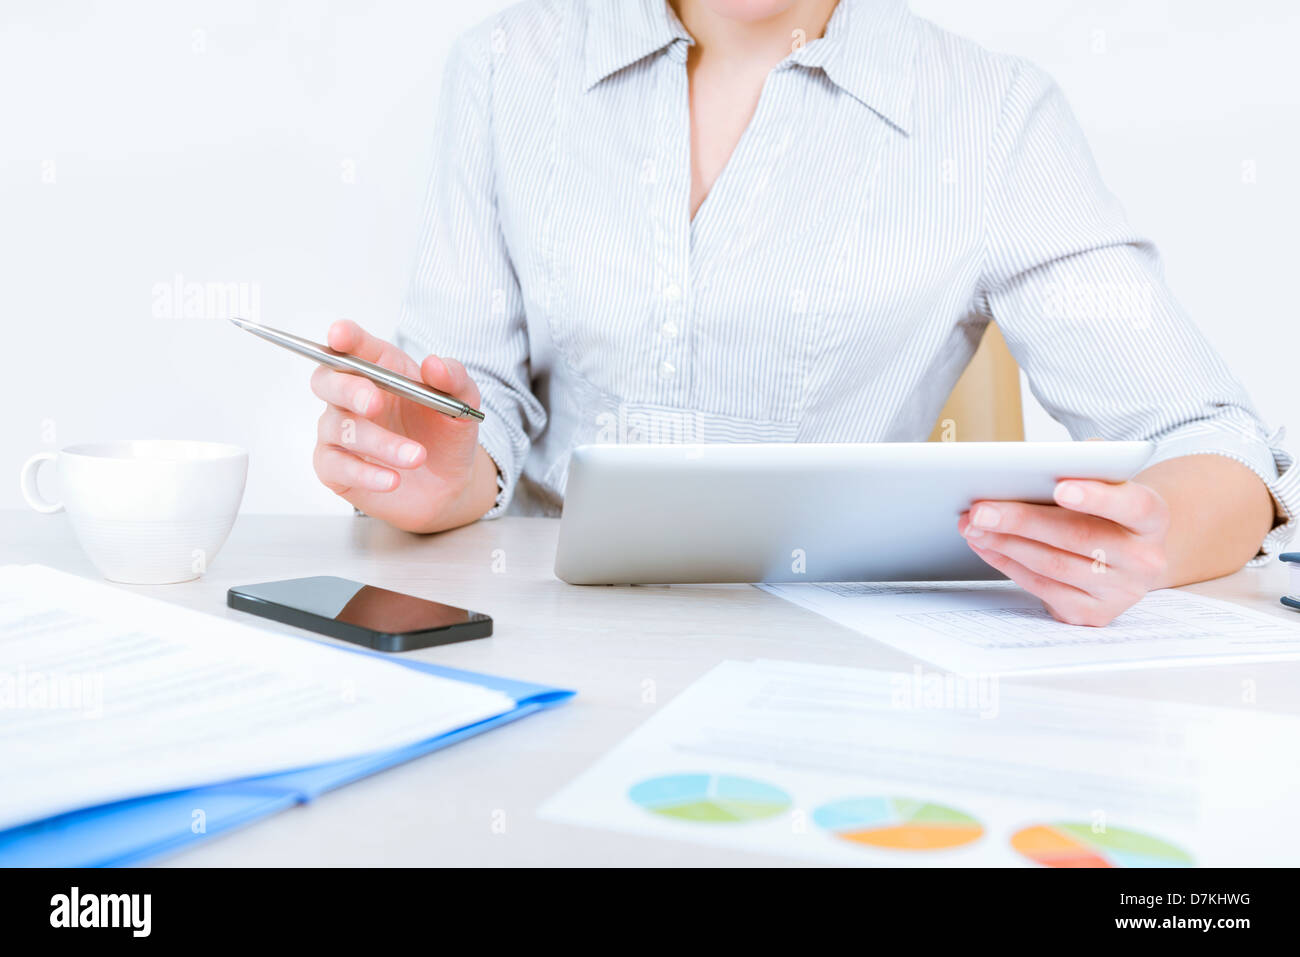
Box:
[5, 509, 1298, 866]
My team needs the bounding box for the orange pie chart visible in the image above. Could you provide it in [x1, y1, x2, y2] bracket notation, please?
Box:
[1011, 822, 1194, 868]
[814, 797, 984, 851]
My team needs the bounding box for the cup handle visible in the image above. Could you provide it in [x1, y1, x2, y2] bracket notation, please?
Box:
[20, 452, 63, 513]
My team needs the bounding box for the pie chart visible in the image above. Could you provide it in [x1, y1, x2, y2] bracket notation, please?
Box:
[628, 773, 791, 823]
[1011, 822, 1194, 868]
[813, 796, 984, 850]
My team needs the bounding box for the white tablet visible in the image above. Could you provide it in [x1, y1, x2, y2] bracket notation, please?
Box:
[554, 441, 1154, 584]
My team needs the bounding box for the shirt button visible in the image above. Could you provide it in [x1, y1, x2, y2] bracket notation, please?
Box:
[663, 282, 682, 303]
[658, 360, 676, 379]
[660, 320, 678, 339]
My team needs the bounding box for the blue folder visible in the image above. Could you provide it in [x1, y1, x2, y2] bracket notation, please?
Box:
[0, 654, 574, 867]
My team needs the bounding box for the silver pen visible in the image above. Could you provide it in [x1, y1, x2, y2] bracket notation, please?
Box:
[229, 317, 485, 422]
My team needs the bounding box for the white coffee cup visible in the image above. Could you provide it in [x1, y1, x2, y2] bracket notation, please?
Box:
[20, 440, 248, 585]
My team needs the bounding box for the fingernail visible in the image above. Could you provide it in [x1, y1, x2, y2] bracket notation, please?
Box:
[971, 505, 1000, 529]
[353, 391, 372, 414]
[399, 442, 421, 465]
[964, 525, 983, 539]
[373, 471, 395, 491]
[1056, 483, 1084, 505]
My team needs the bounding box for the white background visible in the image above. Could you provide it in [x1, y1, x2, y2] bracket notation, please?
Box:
[2, 0, 1296, 515]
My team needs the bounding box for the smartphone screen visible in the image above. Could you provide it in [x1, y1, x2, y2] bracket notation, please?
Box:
[228, 576, 492, 652]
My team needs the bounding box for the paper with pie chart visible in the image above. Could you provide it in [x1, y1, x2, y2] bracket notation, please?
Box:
[539, 659, 1300, 865]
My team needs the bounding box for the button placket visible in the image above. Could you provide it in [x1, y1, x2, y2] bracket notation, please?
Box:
[656, 273, 687, 391]
[649, 45, 691, 407]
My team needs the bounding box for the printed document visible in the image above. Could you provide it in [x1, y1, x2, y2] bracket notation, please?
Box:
[540, 659, 1300, 866]
[759, 581, 1300, 675]
[0, 565, 516, 831]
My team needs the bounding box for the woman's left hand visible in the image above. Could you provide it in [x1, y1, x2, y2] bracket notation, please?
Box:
[958, 480, 1172, 627]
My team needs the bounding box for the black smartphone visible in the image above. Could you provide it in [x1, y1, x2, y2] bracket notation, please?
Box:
[227, 576, 492, 652]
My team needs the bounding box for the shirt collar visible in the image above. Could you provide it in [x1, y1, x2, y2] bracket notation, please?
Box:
[583, 0, 693, 92]
[790, 0, 917, 133]
[584, 1, 917, 134]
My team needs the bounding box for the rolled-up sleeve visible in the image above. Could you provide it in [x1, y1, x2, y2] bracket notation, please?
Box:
[980, 61, 1297, 562]
[396, 28, 545, 518]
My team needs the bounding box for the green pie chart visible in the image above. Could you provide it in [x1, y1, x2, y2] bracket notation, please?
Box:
[629, 773, 792, 823]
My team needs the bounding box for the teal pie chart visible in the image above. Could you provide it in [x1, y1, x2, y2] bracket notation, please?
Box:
[628, 773, 792, 823]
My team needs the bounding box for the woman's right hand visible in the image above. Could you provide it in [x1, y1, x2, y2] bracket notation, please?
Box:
[310, 320, 500, 533]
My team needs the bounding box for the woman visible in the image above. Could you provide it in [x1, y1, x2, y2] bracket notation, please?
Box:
[308, 0, 1295, 626]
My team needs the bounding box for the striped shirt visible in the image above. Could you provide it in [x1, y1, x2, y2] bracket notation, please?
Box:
[397, 0, 1296, 559]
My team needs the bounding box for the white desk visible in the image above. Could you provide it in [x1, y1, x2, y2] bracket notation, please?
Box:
[5, 509, 1298, 866]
